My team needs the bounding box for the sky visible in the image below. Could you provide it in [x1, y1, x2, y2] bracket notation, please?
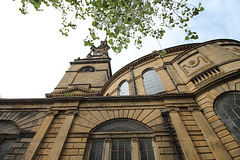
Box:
[0, 0, 239, 98]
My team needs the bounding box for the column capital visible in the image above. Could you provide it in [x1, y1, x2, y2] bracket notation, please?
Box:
[105, 139, 111, 143]
[165, 107, 179, 112]
[132, 138, 139, 143]
[65, 110, 78, 115]
[188, 106, 202, 111]
[47, 110, 58, 115]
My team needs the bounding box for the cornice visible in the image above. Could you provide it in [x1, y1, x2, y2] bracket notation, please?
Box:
[70, 58, 111, 65]
[0, 98, 52, 104]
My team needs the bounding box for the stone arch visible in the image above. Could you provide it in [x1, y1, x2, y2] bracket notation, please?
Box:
[194, 78, 240, 157]
[71, 109, 163, 133]
[0, 111, 47, 132]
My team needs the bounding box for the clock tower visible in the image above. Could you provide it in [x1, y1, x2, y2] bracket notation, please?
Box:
[46, 39, 112, 97]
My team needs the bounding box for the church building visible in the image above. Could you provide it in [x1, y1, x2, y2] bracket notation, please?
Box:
[0, 39, 240, 160]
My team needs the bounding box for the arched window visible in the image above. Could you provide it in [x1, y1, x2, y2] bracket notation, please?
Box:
[79, 66, 95, 72]
[142, 69, 164, 95]
[88, 119, 155, 160]
[0, 121, 19, 159]
[214, 91, 240, 144]
[119, 81, 129, 96]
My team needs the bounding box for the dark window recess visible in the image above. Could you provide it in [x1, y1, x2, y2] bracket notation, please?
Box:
[0, 121, 19, 159]
[93, 119, 151, 132]
[139, 139, 155, 160]
[89, 140, 104, 160]
[0, 140, 16, 159]
[214, 91, 240, 144]
[79, 67, 95, 72]
[111, 139, 131, 160]
[0, 121, 19, 133]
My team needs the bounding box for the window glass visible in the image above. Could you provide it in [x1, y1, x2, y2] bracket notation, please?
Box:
[89, 119, 155, 160]
[143, 69, 164, 95]
[0, 140, 15, 159]
[119, 81, 129, 96]
[111, 139, 131, 160]
[0, 121, 19, 133]
[214, 91, 240, 144]
[89, 140, 104, 160]
[93, 119, 151, 132]
[0, 121, 19, 159]
[139, 139, 155, 160]
[79, 66, 95, 72]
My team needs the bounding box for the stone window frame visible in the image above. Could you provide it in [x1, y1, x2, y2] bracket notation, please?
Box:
[85, 119, 157, 160]
[142, 68, 164, 95]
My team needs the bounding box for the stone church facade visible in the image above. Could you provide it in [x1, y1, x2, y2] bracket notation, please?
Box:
[0, 39, 240, 160]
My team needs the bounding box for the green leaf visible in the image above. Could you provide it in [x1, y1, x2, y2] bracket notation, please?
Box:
[20, 0, 204, 53]
[109, 39, 114, 45]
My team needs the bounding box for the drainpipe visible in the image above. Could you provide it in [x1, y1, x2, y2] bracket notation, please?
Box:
[163, 63, 180, 93]
[130, 66, 137, 95]
[161, 109, 181, 160]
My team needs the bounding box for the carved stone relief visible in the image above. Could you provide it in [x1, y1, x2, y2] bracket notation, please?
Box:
[179, 53, 209, 75]
[226, 47, 240, 54]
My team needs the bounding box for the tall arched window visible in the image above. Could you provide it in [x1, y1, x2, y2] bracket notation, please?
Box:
[0, 121, 19, 159]
[119, 81, 129, 96]
[214, 91, 240, 144]
[88, 119, 155, 160]
[142, 69, 164, 95]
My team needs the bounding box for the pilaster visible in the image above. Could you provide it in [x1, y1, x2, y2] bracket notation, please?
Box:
[22, 111, 58, 160]
[168, 108, 200, 160]
[192, 109, 232, 160]
[48, 110, 78, 159]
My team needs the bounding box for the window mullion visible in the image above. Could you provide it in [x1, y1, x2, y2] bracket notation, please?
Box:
[103, 139, 111, 160]
[131, 138, 140, 160]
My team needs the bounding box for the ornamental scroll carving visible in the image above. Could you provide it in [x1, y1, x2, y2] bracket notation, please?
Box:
[226, 47, 240, 54]
[180, 54, 209, 75]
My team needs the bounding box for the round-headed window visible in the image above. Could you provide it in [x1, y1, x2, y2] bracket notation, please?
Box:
[119, 80, 129, 96]
[214, 91, 240, 144]
[142, 69, 164, 95]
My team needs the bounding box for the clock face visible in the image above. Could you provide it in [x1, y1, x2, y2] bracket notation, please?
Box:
[94, 50, 103, 56]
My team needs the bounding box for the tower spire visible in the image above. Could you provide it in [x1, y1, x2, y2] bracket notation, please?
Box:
[89, 39, 110, 57]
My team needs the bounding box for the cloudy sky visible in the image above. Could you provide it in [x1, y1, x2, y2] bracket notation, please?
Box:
[0, 0, 239, 98]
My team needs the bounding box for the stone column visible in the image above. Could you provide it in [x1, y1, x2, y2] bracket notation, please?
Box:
[22, 111, 58, 160]
[48, 110, 77, 159]
[192, 109, 232, 160]
[169, 109, 200, 160]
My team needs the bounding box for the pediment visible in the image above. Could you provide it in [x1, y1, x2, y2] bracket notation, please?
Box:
[46, 86, 99, 98]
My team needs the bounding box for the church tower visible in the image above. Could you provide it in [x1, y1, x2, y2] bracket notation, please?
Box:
[47, 39, 112, 97]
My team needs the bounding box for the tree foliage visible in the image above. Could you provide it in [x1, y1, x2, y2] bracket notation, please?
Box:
[20, 0, 204, 53]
